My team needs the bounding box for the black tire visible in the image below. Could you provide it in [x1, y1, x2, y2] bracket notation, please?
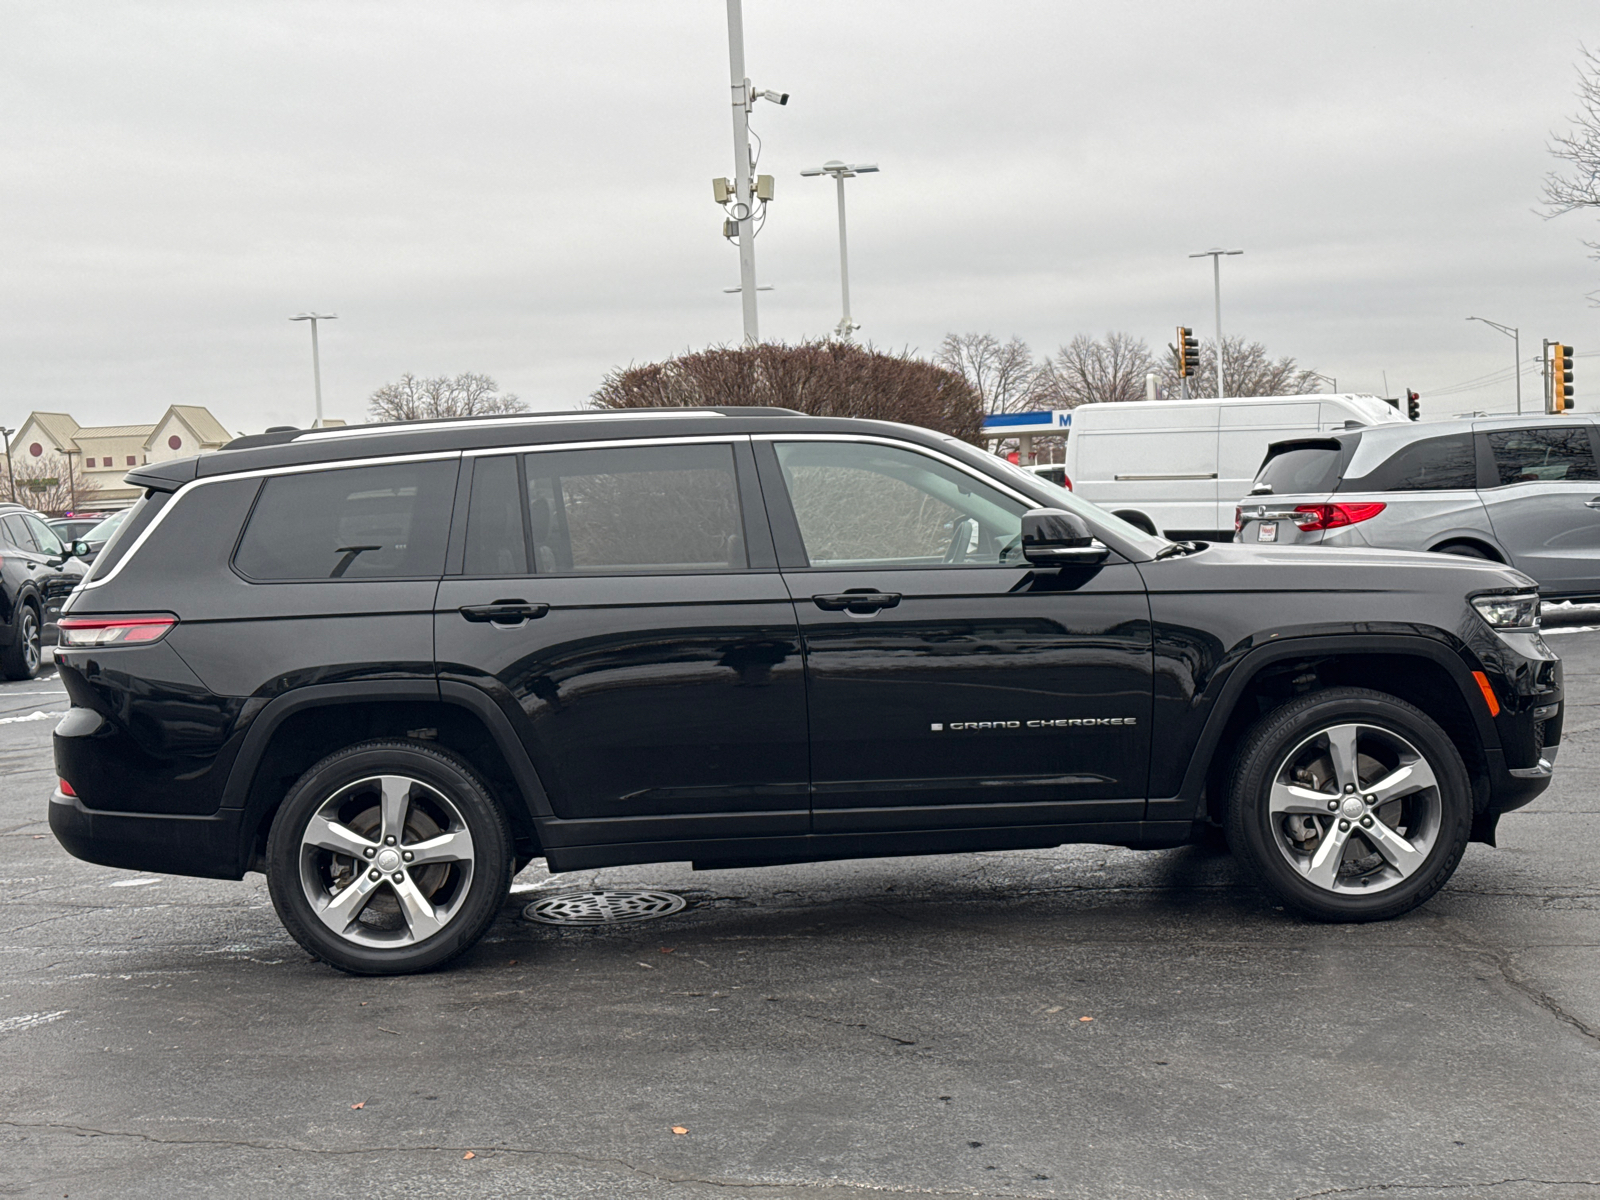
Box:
[1435, 543, 1493, 561]
[1, 602, 42, 681]
[1225, 686, 1472, 922]
[266, 740, 513, 975]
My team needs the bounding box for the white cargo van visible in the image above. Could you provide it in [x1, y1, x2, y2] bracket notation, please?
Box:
[1062, 394, 1407, 540]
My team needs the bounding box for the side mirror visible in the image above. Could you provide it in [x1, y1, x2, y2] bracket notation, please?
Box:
[1020, 508, 1109, 566]
[72, 540, 91, 558]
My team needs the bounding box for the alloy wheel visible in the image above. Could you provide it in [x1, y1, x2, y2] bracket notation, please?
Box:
[298, 774, 476, 949]
[21, 609, 39, 674]
[1268, 722, 1443, 895]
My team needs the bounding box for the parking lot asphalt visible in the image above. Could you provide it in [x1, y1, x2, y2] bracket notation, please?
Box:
[1, 639, 1598, 1200]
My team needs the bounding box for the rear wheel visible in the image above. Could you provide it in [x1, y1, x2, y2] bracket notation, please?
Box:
[1226, 687, 1471, 922]
[266, 740, 512, 975]
[1, 604, 41, 681]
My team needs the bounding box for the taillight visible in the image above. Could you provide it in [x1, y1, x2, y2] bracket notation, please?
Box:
[57, 615, 176, 647]
[1291, 502, 1387, 532]
[58, 778, 76, 797]
[1062, 474, 1072, 491]
[1234, 505, 1243, 533]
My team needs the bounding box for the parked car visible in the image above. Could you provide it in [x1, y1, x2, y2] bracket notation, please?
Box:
[1064, 393, 1407, 540]
[47, 513, 116, 545]
[50, 408, 1558, 974]
[67, 509, 129, 564]
[0, 509, 89, 678]
[1237, 415, 1600, 600]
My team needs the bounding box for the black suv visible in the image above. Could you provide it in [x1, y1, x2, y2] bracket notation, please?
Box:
[49, 409, 1561, 974]
[0, 504, 89, 679]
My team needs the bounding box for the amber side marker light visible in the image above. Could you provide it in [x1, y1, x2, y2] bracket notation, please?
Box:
[1471, 670, 1501, 717]
[57, 615, 176, 648]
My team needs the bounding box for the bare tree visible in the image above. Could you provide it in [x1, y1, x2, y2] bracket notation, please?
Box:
[592, 340, 984, 443]
[935, 333, 1047, 414]
[1543, 46, 1600, 295]
[1039, 332, 1155, 407]
[3, 455, 104, 516]
[1154, 336, 1322, 400]
[367, 372, 526, 422]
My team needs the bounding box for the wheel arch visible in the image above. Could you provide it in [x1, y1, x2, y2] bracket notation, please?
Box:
[226, 682, 550, 874]
[1428, 536, 1505, 562]
[1183, 635, 1498, 828]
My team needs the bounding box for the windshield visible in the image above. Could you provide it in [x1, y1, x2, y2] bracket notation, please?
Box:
[85, 510, 127, 541]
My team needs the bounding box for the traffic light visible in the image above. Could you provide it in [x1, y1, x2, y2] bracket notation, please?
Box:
[1176, 326, 1199, 377]
[1406, 389, 1420, 421]
[1551, 344, 1575, 412]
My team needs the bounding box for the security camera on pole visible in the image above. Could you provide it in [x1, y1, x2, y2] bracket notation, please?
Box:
[716, 0, 787, 346]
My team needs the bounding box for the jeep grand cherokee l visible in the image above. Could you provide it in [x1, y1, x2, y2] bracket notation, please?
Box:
[49, 408, 1561, 974]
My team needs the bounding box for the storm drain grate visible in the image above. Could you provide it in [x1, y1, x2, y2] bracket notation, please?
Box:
[523, 889, 688, 926]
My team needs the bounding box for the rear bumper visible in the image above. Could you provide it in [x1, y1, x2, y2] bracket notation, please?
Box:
[48, 788, 248, 880]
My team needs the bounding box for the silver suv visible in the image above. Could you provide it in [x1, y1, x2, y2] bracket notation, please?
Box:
[1236, 415, 1600, 599]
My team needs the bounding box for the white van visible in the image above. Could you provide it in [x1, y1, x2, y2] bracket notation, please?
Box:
[1062, 394, 1407, 540]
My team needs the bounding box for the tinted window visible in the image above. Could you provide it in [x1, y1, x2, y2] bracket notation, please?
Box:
[24, 516, 64, 556]
[234, 460, 458, 581]
[463, 455, 528, 576]
[775, 441, 1027, 567]
[1487, 426, 1599, 486]
[524, 443, 745, 573]
[1341, 434, 1475, 492]
[1254, 441, 1343, 495]
[0, 516, 36, 551]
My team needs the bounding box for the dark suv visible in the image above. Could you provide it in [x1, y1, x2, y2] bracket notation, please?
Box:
[0, 504, 89, 679]
[49, 409, 1561, 974]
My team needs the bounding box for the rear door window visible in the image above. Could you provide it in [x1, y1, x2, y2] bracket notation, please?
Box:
[1253, 441, 1344, 495]
[1340, 434, 1476, 492]
[0, 516, 37, 551]
[523, 443, 747, 573]
[234, 459, 458, 581]
[1486, 427, 1600, 486]
[462, 455, 528, 576]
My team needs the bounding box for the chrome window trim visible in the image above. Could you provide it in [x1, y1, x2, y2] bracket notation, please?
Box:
[466, 434, 746, 458]
[78, 451, 461, 591]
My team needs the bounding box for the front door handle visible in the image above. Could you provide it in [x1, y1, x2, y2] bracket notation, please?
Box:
[459, 601, 549, 625]
[1585, 497, 1600, 509]
[813, 591, 901, 614]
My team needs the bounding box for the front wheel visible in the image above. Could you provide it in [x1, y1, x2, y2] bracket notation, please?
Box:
[266, 740, 512, 975]
[1226, 687, 1472, 922]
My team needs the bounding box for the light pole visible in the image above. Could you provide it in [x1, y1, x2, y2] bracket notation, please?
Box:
[289, 313, 337, 428]
[800, 160, 878, 339]
[1465, 316, 1521, 415]
[0, 427, 13, 501]
[1309, 372, 1337, 393]
[1189, 247, 1242, 398]
[719, 0, 787, 346]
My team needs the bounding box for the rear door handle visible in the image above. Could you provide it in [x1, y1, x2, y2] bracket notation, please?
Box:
[459, 601, 549, 624]
[813, 591, 901, 613]
[1585, 498, 1600, 509]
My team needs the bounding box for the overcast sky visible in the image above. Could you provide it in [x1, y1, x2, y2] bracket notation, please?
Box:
[3, 1, 1598, 435]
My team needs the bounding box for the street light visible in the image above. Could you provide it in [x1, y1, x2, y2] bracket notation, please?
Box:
[800, 160, 879, 339]
[0, 427, 13, 502]
[1189, 247, 1243, 398]
[1308, 372, 1337, 393]
[1465, 316, 1522, 415]
[289, 313, 337, 428]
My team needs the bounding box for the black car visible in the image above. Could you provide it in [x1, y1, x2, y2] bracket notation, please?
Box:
[0, 505, 89, 679]
[48, 408, 1560, 974]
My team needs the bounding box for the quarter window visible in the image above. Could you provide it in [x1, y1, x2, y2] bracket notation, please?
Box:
[773, 441, 1027, 567]
[1342, 434, 1476, 492]
[233, 460, 458, 581]
[523, 443, 746, 573]
[1487, 427, 1599, 486]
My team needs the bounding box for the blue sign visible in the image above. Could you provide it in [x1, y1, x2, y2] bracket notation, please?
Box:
[980, 410, 1071, 433]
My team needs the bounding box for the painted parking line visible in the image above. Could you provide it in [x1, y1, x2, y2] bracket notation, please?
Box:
[0, 710, 63, 726]
[1541, 625, 1600, 636]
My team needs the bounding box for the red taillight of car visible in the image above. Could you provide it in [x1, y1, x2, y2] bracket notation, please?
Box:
[58, 778, 77, 797]
[1234, 505, 1243, 533]
[1062, 474, 1073, 491]
[57, 615, 177, 647]
[1290, 502, 1387, 532]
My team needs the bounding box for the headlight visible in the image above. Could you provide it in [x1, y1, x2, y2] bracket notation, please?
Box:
[1471, 592, 1540, 630]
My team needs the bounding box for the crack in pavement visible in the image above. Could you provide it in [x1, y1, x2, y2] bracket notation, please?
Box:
[0, 1120, 1019, 1197]
[794, 1011, 919, 1046]
[1291, 1178, 1600, 1197]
